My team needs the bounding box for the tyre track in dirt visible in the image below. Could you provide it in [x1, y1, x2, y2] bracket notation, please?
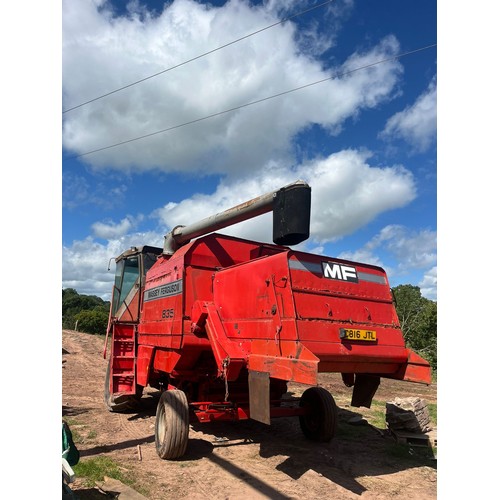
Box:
[63, 330, 437, 499]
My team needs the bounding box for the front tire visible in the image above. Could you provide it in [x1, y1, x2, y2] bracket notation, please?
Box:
[155, 389, 189, 459]
[299, 386, 338, 442]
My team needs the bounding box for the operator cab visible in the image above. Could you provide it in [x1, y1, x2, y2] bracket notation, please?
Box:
[110, 245, 162, 321]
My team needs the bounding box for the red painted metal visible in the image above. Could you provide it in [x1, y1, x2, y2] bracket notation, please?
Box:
[191, 401, 307, 423]
[106, 197, 433, 422]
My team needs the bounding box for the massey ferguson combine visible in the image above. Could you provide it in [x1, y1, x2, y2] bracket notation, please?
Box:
[104, 180, 431, 459]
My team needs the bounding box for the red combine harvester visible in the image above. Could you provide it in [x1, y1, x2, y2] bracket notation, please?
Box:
[104, 180, 431, 459]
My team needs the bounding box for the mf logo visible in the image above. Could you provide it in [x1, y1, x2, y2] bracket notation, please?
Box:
[322, 261, 358, 283]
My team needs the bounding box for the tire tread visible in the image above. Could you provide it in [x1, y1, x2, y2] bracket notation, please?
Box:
[155, 390, 189, 459]
[299, 386, 338, 442]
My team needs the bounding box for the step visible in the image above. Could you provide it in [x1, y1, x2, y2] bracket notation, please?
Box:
[112, 371, 134, 378]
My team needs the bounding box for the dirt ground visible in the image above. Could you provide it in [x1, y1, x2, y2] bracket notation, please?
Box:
[62, 329, 437, 499]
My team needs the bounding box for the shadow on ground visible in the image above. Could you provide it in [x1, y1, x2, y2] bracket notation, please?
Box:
[187, 406, 435, 497]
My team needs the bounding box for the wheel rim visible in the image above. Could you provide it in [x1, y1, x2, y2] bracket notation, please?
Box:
[157, 402, 166, 446]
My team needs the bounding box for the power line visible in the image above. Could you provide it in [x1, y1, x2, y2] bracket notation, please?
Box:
[65, 43, 436, 160]
[62, 0, 335, 114]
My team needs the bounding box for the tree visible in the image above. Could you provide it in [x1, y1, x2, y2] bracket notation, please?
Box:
[392, 284, 437, 371]
[74, 307, 109, 335]
[62, 288, 110, 332]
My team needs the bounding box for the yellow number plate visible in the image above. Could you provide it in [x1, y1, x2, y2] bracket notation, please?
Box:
[340, 329, 377, 341]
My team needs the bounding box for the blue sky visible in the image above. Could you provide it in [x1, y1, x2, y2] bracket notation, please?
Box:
[62, 0, 437, 301]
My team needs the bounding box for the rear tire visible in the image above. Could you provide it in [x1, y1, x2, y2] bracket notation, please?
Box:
[155, 389, 189, 459]
[104, 359, 143, 412]
[299, 386, 337, 442]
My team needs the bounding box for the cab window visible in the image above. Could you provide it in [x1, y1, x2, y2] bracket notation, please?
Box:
[111, 256, 139, 315]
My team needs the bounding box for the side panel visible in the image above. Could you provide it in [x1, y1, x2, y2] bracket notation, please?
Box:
[212, 253, 319, 385]
[213, 252, 297, 341]
[138, 256, 184, 349]
[136, 345, 154, 387]
[136, 235, 289, 378]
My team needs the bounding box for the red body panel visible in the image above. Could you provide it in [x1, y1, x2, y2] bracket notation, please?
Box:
[108, 232, 432, 413]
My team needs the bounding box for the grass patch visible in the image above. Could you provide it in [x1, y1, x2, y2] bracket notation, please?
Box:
[363, 399, 387, 428]
[63, 418, 98, 444]
[368, 397, 438, 430]
[339, 400, 388, 430]
[73, 456, 148, 496]
[63, 419, 84, 444]
[385, 442, 436, 466]
[427, 402, 437, 425]
[336, 422, 372, 440]
[365, 408, 386, 428]
[74, 456, 126, 486]
[87, 429, 97, 440]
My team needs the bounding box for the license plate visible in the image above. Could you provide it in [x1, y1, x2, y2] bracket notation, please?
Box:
[340, 328, 377, 341]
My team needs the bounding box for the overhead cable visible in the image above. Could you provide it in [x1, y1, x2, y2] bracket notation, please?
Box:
[62, 0, 335, 114]
[66, 43, 437, 160]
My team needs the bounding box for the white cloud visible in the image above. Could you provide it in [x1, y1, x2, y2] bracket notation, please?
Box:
[419, 266, 437, 301]
[365, 224, 437, 271]
[306, 150, 415, 243]
[91, 215, 143, 239]
[63, 148, 417, 298]
[266, 0, 355, 57]
[154, 149, 416, 245]
[62, 173, 91, 210]
[62, 0, 403, 174]
[62, 231, 164, 300]
[371, 225, 437, 270]
[336, 248, 386, 269]
[380, 75, 437, 152]
[340, 224, 436, 293]
[63, 171, 128, 210]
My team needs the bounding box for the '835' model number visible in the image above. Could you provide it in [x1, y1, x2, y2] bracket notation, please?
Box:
[161, 308, 175, 319]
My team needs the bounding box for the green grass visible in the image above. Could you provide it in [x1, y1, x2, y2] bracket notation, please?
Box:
[63, 418, 84, 444]
[427, 402, 437, 425]
[62, 418, 98, 444]
[365, 399, 388, 428]
[361, 398, 438, 430]
[336, 421, 372, 440]
[73, 456, 148, 496]
[87, 430, 97, 440]
[385, 442, 436, 465]
[74, 456, 125, 486]
[366, 408, 386, 428]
